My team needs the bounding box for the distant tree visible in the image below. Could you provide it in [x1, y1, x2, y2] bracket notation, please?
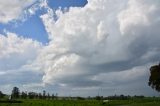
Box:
[28, 92, 37, 99]
[43, 90, 46, 99]
[55, 93, 58, 100]
[21, 91, 27, 99]
[87, 96, 91, 100]
[134, 95, 144, 99]
[47, 93, 50, 99]
[35, 93, 39, 99]
[0, 91, 5, 99]
[95, 96, 103, 100]
[148, 63, 160, 92]
[51, 93, 55, 100]
[11, 87, 20, 99]
[38, 93, 43, 99]
[76, 96, 85, 100]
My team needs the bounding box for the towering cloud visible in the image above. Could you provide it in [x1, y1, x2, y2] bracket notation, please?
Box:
[38, 0, 160, 95]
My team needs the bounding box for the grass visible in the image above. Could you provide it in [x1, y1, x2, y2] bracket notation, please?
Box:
[0, 98, 160, 106]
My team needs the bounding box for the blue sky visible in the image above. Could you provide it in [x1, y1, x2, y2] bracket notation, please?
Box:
[48, 0, 87, 8]
[0, 0, 87, 44]
[0, 0, 160, 96]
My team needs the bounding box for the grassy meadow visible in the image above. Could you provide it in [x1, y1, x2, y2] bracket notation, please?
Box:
[0, 97, 160, 106]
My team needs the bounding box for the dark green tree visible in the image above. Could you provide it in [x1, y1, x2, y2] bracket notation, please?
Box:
[43, 90, 46, 99]
[28, 92, 37, 99]
[38, 93, 42, 99]
[21, 91, 27, 99]
[47, 93, 50, 99]
[11, 87, 20, 99]
[148, 63, 160, 92]
[0, 91, 5, 99]
[51, 93, 55, 100]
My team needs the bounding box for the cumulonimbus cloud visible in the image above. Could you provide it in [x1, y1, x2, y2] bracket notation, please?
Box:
[0, 0, 160, 96]
[39, 0, 160, 91]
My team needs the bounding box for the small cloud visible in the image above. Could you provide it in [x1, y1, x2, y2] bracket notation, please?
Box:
[0, 0, 38, 24]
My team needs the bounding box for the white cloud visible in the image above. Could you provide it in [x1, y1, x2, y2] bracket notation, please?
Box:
[118, 0, 160, 35]
[0, 0, 37, 23]
[0, 31, 44, 94]
[42, 53, 80, 84]
[38, 0, 160, 96]
[0, 32, 42, 67]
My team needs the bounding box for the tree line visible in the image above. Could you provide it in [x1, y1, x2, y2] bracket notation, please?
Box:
[2, 87, 58, 100]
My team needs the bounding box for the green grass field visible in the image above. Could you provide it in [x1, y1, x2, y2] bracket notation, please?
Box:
[0, 98, 160, 106]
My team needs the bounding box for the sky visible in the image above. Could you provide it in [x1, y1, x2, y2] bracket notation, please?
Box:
[0, 0, 160, 97]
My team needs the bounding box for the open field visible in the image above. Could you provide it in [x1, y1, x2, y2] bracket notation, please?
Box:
[0, 98, 160, 106]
